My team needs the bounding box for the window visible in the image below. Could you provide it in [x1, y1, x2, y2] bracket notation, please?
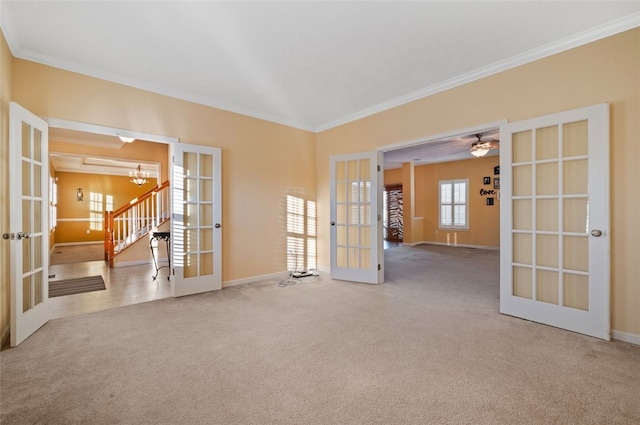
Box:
[89, 192, 113, 231]
[439, 179, 468, 229]
[286, 195, 317, 272]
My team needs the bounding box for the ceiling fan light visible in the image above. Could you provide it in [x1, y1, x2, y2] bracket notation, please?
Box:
[119, 136, 135, 143]
[470, 148, 489, 157]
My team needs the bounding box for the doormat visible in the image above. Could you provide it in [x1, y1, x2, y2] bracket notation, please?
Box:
[49, 275, 106, 298]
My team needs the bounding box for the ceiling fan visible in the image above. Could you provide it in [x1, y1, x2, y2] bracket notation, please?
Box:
[468, 133, 499, 157]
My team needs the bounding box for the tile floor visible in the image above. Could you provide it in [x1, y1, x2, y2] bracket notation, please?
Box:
[48, 259, 171, 320]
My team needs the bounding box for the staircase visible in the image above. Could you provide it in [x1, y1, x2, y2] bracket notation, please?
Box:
[104, 181, 170, 267]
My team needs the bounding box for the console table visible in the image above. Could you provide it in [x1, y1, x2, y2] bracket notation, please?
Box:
[150, 231, 171, 280]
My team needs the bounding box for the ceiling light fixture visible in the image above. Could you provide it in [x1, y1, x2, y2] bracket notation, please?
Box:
[130, 164, 148, 186]
[470, 145, 490, 157]
[119, 136, 135, 143]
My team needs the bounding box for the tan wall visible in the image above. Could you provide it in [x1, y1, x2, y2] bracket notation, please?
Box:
[317, 29, 640, 336]
[10, 58, 317, 286]
[384, 168, 403, 186]
[0, 29, 12, 340]
[54, 171, 158, 244]
[413, 156, 500, 247]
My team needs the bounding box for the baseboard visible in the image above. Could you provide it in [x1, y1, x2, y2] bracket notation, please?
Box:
[1, 325, 9, 348]
[404, 241, 500, 250]
[223, 271, 287, 288]
[611, 330, 640, 346]
[54, 241, 103, 247]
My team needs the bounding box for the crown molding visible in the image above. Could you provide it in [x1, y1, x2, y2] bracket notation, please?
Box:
[315, 12, 640, 133]
[3, 8, 638, 135]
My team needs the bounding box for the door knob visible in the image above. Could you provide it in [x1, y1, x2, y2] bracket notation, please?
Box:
[215, 223, 221, 228]
[2, 233, 14, 240]
[330, 221, 335, 226]
[17, 232, 30, 240]
[590, 229, 603, 237]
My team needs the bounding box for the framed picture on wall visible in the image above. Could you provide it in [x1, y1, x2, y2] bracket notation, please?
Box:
[494, 178, 500, 189]
[494, 165, 500, 175]
[486, 197, 494, 206]
[483, 176, 491, 185]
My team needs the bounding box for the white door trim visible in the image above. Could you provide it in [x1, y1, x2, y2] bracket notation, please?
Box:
[45, 117, 179, 145]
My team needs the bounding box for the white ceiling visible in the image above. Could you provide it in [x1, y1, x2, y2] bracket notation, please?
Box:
[49, 128, 160, 178]
[2, 1, 639, 167]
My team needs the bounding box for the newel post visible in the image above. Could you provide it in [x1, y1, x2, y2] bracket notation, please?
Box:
[104, 210, 115, 266]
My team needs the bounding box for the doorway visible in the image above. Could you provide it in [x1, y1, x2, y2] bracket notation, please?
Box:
[45, 122, 174, 319]
[383, 185, 403, 250]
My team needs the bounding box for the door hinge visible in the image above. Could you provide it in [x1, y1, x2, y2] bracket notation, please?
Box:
[378, 264, 381, 271]
[378, 214, 381, 222]
[377, 165, 381, 172]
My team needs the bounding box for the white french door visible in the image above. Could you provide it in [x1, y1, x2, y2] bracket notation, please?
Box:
[330, 151, 383, 284]
[500, 103, 610, 340]
[8, 102, 50, 346]
[171, 143, 222, 296]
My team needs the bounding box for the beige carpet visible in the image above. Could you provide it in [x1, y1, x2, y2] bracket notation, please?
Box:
[50, 244, 104, 265]
[1, 245, 639, 424]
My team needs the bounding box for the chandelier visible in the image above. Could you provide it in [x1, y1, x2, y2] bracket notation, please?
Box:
[130, 164, 149, 186]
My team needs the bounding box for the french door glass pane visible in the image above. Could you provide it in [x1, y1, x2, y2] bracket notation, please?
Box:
[536, 162, 558, 195]
[512, 130, 532, 162]
[563, 120, 588, 157]
[22, 122, 30, 157]
[563, 236, 588, 272]
[22, 277, 31, 313]
[563, 159, 588, 194]
[513, 233, 532, 264]
[513, 266, 532, 299]
[200, 154, 213, 177]
[563, 198, 588, 233]
[563, 273, 589, 310]
[536, 199, 558, 231]
[34, 271, 43, 306]
[535, 125, 559, 160]
[512, 165, 532, 196]
[536, 270, 559, 305]
[536, 234, 558, 268]
[513, 200, 532, 230]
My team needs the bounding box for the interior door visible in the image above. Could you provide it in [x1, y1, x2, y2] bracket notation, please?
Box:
[8, 102, 49, 346]
[171, 143, 222, 297]
[500, 103, 610, 340]
[330, 151, 383, 284]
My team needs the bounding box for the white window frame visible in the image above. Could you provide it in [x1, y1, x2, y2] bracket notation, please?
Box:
[439, 179, 469, 230]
